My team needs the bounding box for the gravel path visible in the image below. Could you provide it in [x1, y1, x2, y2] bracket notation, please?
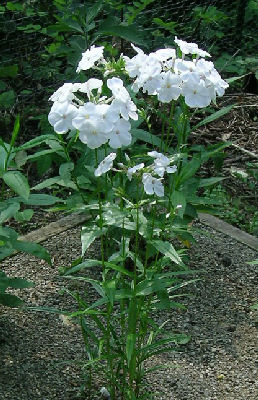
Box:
[0, 223, 257, 400]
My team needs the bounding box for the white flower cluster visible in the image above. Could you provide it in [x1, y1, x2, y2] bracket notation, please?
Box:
[123, 37, 229, 108]
[48, 47, 138, 149]
[94, 151, 177, 198]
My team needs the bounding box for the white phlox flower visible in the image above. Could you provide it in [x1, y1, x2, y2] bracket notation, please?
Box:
[72, 102, 102, 131]
[49, 83, 81, 103]
[127, 163, 144, 181]
[76, 45, 104, 72]
[123, 39, 227, 107]
[174, 59, 196, 77]
[79, 120, 108, 149]
[79, 78, 103, 100]
[182, 73, 213, 108]
[108, 118, 132, 149]
[142, 173, 164, 197]
[141, 75, 162, 95]
[157, 71, 182, 103]
[96, 103, 120, 133]
[48, 101, 78, 134]
[107, 77, 130, 102]
[123, 52, 148, 78]
[94, 153, 116, 177]
[175, 37, 199, 56]
[148, 151, 177, 177]
[150, 48, 176, 62]
[175, 37, 210, 58]
[111, 98, 138, 121]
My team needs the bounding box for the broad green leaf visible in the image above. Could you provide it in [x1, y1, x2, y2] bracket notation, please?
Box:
[64, 259, 133, 278]
[95, 17, 148, 48]
[26, 148, 64, 161]
[59, 162, 74, 183]
[11, 240, 52, 265]
[0, 90, 16, 109]
[193, 105, 234, 129]
[86, 0, 104, 24]
[0, 203, 20, 224]
[149, 240, 183, 266]
[171, 191, 186, 217]
[0, 274, 33, 291]
[16, 135, 58, 151]
[14, 209, 34, 222]
[177, 157, 201, 185]
[10, 194, 65, 206]
[3, 171, 30, 200]
[32, 177, 77, 191]
[198, 177, 225, 187]
[32, 177, 61, 191]
[0, 293, 23, 307]
[15, 150, 27, 168]
[0, 65, 18, 78]
[61, 19, 83, 33]
[81, 225, 104, 256]
[131, 128, 164, 149]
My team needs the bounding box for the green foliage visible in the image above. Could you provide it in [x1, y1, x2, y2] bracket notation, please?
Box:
[0, 269, 34, 307]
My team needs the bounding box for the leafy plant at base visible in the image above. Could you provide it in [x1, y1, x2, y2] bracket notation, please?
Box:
[0, 117, 59, 307]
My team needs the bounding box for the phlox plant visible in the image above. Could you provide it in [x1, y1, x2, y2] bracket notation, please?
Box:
[45, 38, 231, 399]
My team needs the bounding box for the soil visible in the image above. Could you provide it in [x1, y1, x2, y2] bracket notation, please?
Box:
[0, 222, 257, 400]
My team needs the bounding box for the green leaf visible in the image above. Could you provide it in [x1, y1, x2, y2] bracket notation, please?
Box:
[14, 209, 34, 222]
[149, 240, 184, 266]
[61, 19, 83, 33]
[171, 191, 186, 217]
[6, 2, 24, 11]
[11, 240, 52, 265]
[9, 194, 64, 206]
[3, 171, 30, 200]
[246, 259, 258, 265]
[16, 135, 58, 151]
[226, 73, 249, 83]
[0, 203, 20, 224]
[95, 17, 148, 48]
[63, 259, 133, 278]
[131, 128, 164, 149]
[0, 90, 16, 109]
[177, 157, 201, 186]
[126, 333, 136, 365]
[0, 274, 33, 291]
[86, 0, 104, 24]
[193, 105, 234, 129]
[198, 177, 225, 187]
[0, 65, 18, 78]
[59, 162, 74, 183]
[0, 293, 23, 307]
[81, 225, 104, 256]
[10, 115, 20, 148]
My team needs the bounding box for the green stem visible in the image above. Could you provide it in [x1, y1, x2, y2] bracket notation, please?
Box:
[165, 102, 175, 152]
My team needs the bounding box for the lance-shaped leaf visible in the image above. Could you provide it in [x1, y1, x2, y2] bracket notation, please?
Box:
[3, 171, 30, 200]
[149, 240, 184, 266]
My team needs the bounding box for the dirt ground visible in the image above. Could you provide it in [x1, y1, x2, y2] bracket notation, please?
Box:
[0, 222, 257, 400]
